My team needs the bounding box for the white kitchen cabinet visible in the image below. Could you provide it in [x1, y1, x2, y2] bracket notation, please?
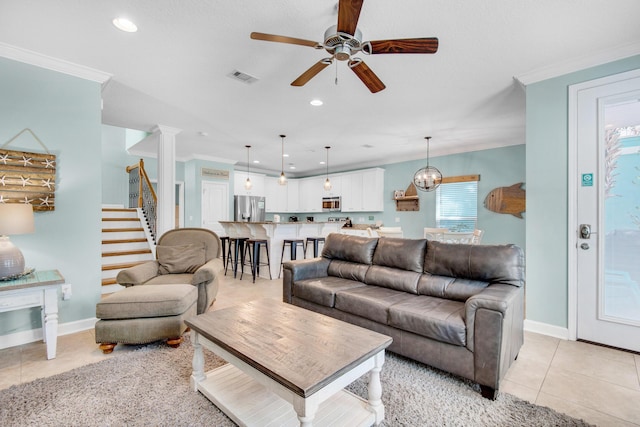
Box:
[340, 168, 385, 212]
[287, 179, 300, 212]
[321, 175, 341, 197]
[264, 177, 287, 212]
[297, 176, 324, 212]
[234, 172, 265, 197]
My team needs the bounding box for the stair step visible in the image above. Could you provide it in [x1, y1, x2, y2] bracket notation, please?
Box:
[102, 217, 139, 221]
[102, 238, 148, 244]
[102, 261, 149, 271]
[102, 227, 145, 233]
[102, 249, 152, 257]
[102, 277, 118, 286]
[102, 208, 136, 212]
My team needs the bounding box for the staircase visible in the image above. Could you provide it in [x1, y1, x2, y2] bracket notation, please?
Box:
[101, 207, 155, 294]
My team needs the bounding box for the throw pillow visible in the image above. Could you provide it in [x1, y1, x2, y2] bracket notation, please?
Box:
[157, 242, 206, 275]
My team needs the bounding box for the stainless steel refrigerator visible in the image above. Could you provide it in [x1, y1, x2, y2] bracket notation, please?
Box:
[233, 195, 266, 222]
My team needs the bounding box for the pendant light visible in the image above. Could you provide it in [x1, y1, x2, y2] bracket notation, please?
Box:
[413, 136, 442, 192]
[244, 145, 252, 190]
[278, 134, 287, 186]
[323, 146, 332, 191]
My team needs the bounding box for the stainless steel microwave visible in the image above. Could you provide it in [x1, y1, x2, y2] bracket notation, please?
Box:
[322, 196, 341, 212]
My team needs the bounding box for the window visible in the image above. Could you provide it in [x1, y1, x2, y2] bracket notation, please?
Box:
[436, 181, 478, 231]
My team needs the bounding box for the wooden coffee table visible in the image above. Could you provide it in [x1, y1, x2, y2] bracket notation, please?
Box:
[185, 299, 392, 426]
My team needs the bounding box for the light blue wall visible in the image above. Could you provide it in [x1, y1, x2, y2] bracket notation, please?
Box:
[525, 55, 640, 328]
[0, 58, 103, 335]
[380, 145, 525, 246]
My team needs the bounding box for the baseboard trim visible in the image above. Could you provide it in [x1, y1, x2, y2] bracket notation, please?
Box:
[523, 319, 570, 340]
[0, 317, 98, 350]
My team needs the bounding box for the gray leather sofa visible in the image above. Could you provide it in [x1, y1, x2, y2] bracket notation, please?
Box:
[282, 233, 525, 399]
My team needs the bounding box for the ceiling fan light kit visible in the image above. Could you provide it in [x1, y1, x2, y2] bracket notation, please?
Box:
[250, 0, 438, 93]
[414, 136, 442, 192]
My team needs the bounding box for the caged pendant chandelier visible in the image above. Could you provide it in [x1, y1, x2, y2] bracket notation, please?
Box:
[278, 134, 287, 186]
[244, 145, 252, 190]
[413, 136, 442, 192]
[323, 146, 332, 191]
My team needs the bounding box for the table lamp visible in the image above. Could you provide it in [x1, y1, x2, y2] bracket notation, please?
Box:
[0, 203, 35, 278]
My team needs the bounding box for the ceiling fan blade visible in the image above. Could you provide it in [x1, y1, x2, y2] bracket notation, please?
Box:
[291, 59, 333, 87]
[250, 32, 320, 48]
[348, 59, 385, 93]
[367, 37, 439, 54]
[337, 0, 364, 35]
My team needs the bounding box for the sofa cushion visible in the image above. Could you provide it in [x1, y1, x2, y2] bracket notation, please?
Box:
[96, 284, 197, 320]
[328, 259, 371, 282]
[293, 276, 366, 307]
[417, 273, 490, 302]
[157, 242, 206, 274]
[365, 265, 421, 294]
[335, 285, 416, 324]
[388, 296, 466, 346]
[424, 241, 525, 287]
[322, 233, 378, 264]
[372, 237, 427, 273]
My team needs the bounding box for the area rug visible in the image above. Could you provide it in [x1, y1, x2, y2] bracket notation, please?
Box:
[0, 335, 592, 427]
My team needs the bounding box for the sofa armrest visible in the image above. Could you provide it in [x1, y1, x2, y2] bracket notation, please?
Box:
[465, 283, 522, 352]
[282, 257, 331, 303]
[465, 283, 524, 393]
[192, 258, 223, 285]
[116, 261, 160, 286]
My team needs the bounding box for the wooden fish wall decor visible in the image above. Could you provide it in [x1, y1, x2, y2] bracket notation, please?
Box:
[484, 182, 525, 218]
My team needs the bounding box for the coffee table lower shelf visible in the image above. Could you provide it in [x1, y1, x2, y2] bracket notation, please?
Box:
[197, 364, 376, 427]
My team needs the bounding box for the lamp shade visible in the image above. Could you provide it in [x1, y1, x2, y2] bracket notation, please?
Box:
[0, 203, 35, 235]
[0, 204, 34, 278]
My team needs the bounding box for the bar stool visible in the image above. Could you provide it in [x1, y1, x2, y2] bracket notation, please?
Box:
[279, 239, 305, 278]
[225, 237, 249, 278]
[305, 237, 325, 258]
[241, 239, 272, 283]
[219, 236, 230, 271]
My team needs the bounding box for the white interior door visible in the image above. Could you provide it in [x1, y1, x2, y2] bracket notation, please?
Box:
[573, 70, 640, 352]
[202, 181, 229, 236]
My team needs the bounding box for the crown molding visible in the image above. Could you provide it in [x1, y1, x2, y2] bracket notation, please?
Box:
[0, 42, 112, 84]
[515, 41, 640, 86]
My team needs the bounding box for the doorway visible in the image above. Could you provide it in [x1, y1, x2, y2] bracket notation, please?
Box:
[201, 181, 229, 236]
[569, 69, 640, 352]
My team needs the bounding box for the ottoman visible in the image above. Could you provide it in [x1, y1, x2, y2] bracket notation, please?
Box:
[95, 284, 198, 354]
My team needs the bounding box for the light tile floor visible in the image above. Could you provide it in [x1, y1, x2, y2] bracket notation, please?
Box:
[1, 275, 639, 426]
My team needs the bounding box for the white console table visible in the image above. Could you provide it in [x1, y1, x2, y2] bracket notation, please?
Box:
[0, 270, 64, 359]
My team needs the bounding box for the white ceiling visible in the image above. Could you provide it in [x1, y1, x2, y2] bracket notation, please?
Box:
[1, 0, 639, 176]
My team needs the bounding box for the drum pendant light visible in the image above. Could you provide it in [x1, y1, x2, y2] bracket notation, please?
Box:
[244, 145, 252, 190]
[413, 136, 442, 192]
[323, 146, 332, 191]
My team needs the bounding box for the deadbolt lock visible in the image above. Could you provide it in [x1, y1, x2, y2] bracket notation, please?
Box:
[579, 224, 591, 239]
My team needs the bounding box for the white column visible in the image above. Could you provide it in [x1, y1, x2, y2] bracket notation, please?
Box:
[153, 125, 182, 238]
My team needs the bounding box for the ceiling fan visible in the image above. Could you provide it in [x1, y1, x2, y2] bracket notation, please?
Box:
[250, 0, 439, 93]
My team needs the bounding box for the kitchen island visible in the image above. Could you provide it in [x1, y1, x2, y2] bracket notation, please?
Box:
[219, 221, 345, 279]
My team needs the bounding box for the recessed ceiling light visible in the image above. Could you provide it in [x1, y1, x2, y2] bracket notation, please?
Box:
[310, 99, 323, 106]
[253, 160, 260, 164]
[283, 153, 289, 158]
[320, 161, 326, 165]
[113, 17, 138, 33]
[289, 166, 296, 170]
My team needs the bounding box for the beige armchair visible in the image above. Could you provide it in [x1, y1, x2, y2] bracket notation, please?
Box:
[116, 228, 224, 314]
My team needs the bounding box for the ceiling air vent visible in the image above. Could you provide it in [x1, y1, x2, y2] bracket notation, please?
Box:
[228, 69, 259, 84]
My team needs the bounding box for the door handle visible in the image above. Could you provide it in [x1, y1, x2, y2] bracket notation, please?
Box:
[579, 224, 591, 239]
